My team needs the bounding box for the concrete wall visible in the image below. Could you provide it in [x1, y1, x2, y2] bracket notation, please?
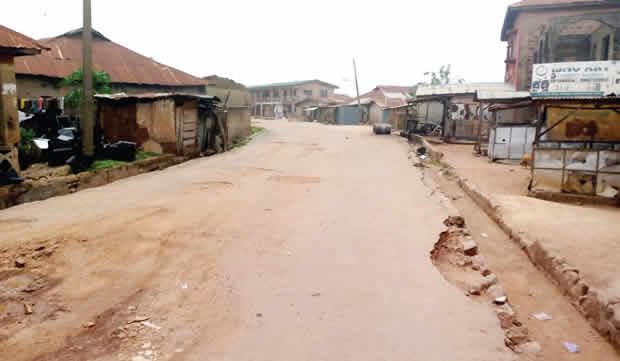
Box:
[506, 6, 620, 90]
[368, 103, 384, 125]
[225, 107, 251, 145]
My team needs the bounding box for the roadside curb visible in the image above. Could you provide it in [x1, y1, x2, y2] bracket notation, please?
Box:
[417, 138, 620, 350]
[0, 155, 187, 210]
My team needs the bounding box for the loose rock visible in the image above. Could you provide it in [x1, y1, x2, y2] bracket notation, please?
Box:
[463, 239, 478, 256]
[15, 258, 26, 268]
[496, 305, 516, 329]
[506, 326, 529, 345]
[488, 284, 506, 300]
[23, 303, 33, 315]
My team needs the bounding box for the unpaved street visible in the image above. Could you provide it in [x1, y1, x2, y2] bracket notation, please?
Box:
[1, 119, 515, 361]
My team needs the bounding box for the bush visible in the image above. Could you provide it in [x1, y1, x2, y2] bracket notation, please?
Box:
[18, 128, 37, 169]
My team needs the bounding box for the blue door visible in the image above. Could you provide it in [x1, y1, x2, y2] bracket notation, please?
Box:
[337, 106, 361, 125]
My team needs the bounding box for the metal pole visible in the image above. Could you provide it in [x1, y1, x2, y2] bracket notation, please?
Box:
[81, 0, 94, 156]
[353, 58, 362, 123]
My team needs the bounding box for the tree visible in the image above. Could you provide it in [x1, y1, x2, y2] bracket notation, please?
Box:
[423, 65, 465, 85]
[62, 69, 113, 108]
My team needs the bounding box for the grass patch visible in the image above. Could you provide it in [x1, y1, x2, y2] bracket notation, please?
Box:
[432, 159, 441, 167]
[230, 127, 264, 149]
[90, 151, 160, 172]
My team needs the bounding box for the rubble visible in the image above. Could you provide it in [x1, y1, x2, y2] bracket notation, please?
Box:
[462, 239, 478, 256]
[15, 257, 26, 268]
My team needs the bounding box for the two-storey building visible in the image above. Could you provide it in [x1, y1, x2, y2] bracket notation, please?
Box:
[249, 80, 339, 118]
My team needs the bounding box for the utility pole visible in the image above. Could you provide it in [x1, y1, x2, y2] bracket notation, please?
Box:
[81, 0, 94, 156]
[353, 58, 362, 123]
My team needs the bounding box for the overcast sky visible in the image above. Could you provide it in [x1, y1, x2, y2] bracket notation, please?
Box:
[2, 0, 516, 96]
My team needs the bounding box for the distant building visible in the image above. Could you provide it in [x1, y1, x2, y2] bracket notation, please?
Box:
[501, 0, 620, 90]
[249, 80, 339, 118]
[351, 85, 413, 125]
[14, 28, 206, 102]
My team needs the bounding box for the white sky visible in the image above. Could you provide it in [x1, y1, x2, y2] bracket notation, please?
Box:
[1, 0, 516, 96]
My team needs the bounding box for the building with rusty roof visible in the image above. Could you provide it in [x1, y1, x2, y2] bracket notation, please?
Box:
[501, 0, 620, 91]
[14, 28, 206, 100]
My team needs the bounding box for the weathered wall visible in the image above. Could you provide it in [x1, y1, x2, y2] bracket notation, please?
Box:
[16, 74, 206, 100]
[416, 101, 444, 125]
[226, 107, 251, 144]
[99, 99, 178, 155]
[368, 103, 384, 125]
[507, 6, 620, 90]
[0, 56, 19, 162]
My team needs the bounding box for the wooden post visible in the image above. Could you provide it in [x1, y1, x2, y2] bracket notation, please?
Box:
[353, 58, 362, 123]
[81, 0, 94, 156]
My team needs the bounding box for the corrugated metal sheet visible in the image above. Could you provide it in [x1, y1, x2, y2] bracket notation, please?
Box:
[476, 90, 531, 101]
[15, 29, 205, 87]
[94, 93, 220, 102]
[0, 25, 47, 55]
[416, 83, 515, 97]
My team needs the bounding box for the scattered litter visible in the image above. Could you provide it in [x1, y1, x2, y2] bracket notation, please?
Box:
[481, 233, 489, 238]
[419, 155, 427, 160]
[312, 293, 321, 297]
[563, 342, 580, 353]
[128, 305, 137, 312]
[144, 350, 153, 356]
[493, 296, 507, 305]
[128, 315, 150, 324]
[142, 321, 161, 330]
[142, 342, 152, 349]
[256, 313, 263, 318]
[181, 283, 188, 289]
[83, 321, 96, 328]
[533, 312, 552, 321]
[23, 303, 33, 315]
[416, 147, 427, 156]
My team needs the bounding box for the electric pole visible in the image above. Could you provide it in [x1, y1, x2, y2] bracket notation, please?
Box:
[82, 0, 94, 156]
[353, 58, 362, 122]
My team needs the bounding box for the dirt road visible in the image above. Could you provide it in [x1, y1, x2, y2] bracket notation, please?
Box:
[1, 119, 515, 361]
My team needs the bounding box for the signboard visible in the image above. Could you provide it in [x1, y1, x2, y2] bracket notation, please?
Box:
[531, 61, 620, 97]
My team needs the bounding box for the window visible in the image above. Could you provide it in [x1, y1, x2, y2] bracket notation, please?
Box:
[273, 89, 279, 97]
[507, 41, 513, 60]
[292, 89, 297, 97]
[262, 90, 269, 99]
[320, 89, 328, 97]
[602, 35, 611, 60]
[304, 90, 312, 97]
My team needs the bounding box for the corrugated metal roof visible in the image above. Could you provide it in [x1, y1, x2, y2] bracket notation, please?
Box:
[0, 25, 48, 55]
[94, 92, 220, 102]
[248, 80, 339, 90]
[509, 0, 605, 8]
[476, 90, 531, 101]
[15, 28, 206, 87]
[416, 83, 515, 97]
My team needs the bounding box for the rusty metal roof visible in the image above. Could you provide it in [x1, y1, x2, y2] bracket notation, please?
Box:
[15, 29, 206, 87]
[0, 25, 48, 56]
[94, 92, 220, 103]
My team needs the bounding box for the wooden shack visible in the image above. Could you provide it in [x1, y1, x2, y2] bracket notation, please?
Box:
[95, 93, 221, 156]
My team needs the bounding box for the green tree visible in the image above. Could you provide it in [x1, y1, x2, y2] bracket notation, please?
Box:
[61, 69, 113, 108]
[424, 65, 465, 85]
